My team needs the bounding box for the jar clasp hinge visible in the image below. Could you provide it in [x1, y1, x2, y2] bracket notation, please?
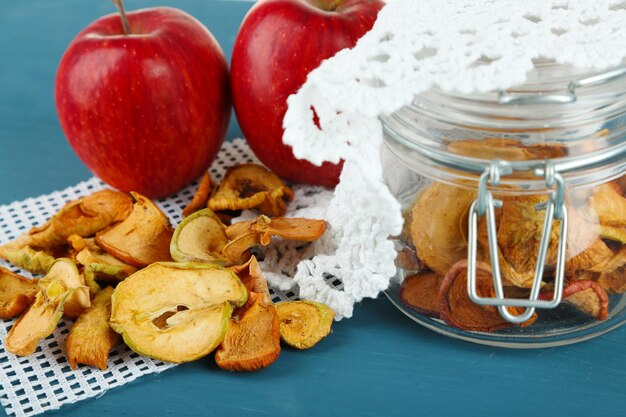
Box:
[467, 160, 568, 323]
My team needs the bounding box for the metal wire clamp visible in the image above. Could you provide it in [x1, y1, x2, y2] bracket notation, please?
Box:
[466, 160, 568, 324]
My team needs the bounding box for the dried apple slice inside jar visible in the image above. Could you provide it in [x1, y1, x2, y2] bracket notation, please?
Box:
[439, 260, 537, 332]
[399, 272, 444, 317]
[540, 280, 609, 320]
[276, 300, 334, 349]
[109, 262, 247, 363]
[65, 286, 119, 370]
[170, 208, 230, 264]
[208, 164, 294, 217]
[410, 183, 476, 275]
[0, 267, 38, 319]
[96, 192, 174, 267]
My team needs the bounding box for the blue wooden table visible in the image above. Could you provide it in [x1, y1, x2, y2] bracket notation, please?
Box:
[1, 1, 626, 416]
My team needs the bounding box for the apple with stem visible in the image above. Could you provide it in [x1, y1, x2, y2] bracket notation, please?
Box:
[231, 0, 384, 188]
[55, 0, 231, 198]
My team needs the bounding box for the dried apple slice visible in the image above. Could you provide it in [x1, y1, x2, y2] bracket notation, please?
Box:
[597, 267, 626, 294]
[5, 259, 88, 356]
[589, 183, 626, 227]
[439, 260, 537, 332]
[182, 172, 215, 218]
[96, 192, 174, 267]
[0, 267, 38, 319]
[215, 293, 281, 371]
[215, 257, 280, 371]
[170, 208, 230, 264]
[449, 138, 565, 161]
[411, 183, 476, 275]
[208, 164, 294, 217]
[0, 245, 56, 275]
[110, 262, 247, 363]
[222, 216, 327, 262]
[65, 286, 119, 370]
[540, 280, 609, 319]
[38, 259, 90, 319]
[399, 272, 443, 317]
[276, 300, 334, 349]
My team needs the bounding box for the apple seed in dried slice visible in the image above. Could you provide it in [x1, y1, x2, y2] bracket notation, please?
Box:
[276, 300, 334, 349]
[5, 259, 88, 356]
[0, 267, 38, 319]
[65, 286, 120, 370]
[96, 192, 174, 267]
[109, 262, 247, 363]
[170, 208, 230, 265]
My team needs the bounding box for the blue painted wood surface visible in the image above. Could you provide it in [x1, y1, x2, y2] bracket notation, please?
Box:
[1, 1, 625, 416]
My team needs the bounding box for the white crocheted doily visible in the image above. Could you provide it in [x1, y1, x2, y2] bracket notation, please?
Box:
[283, 0, 626, 319]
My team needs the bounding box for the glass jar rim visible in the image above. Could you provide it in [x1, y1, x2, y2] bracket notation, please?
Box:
[380, 61, 626, 189]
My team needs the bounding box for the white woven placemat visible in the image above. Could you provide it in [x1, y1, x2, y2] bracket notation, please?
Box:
[0, 139, 305, 417]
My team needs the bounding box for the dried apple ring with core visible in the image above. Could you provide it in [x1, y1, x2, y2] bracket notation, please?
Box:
[66, 286, 119, 370]
[96, 192, 174, 267]
[276, 300, 334, 349]
[439, 260, 537, 332]
[38, 259, 90, 319]
[209, 164, 294, 217]
[410, 183, 476, 275]
[0, 267, 38, 319]
[5, 259, 88, 356]
[170, 208, 230, 264]
[109, 263, 247, 363]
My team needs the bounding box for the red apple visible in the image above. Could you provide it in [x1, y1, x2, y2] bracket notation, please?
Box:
[55, 4, 230, 198]
[231, 0, 384, 188]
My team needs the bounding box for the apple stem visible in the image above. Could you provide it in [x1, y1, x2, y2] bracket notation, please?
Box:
[112, 0, 131, 35]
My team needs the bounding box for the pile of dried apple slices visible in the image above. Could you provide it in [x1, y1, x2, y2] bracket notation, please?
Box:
[0, 164, 333, 371]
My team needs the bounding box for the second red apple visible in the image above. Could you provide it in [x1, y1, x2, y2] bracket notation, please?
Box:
[231, 0, 384, 187]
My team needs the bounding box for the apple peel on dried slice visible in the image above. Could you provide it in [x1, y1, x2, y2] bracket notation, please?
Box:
[276, 300, 334, 350]
[170, 208, 230, 265]
[0, 245, 56, 275]
[410, 183, 476, 275]
[439, 260, 537, 332]
[65, 286, 119, 370]
[110, 262, 247, 363]
[208, 164, 294, 217]
[540, 280, 609, 320]
[182, 172, 215, 218]
[0, 267, 38, 319]
[96, 192, 174, 267]
[222, 215, 327, 262]
[5, 259, 89, 356]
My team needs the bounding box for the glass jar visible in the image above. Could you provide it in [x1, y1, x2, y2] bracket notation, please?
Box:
[380, 60, 626, 347]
